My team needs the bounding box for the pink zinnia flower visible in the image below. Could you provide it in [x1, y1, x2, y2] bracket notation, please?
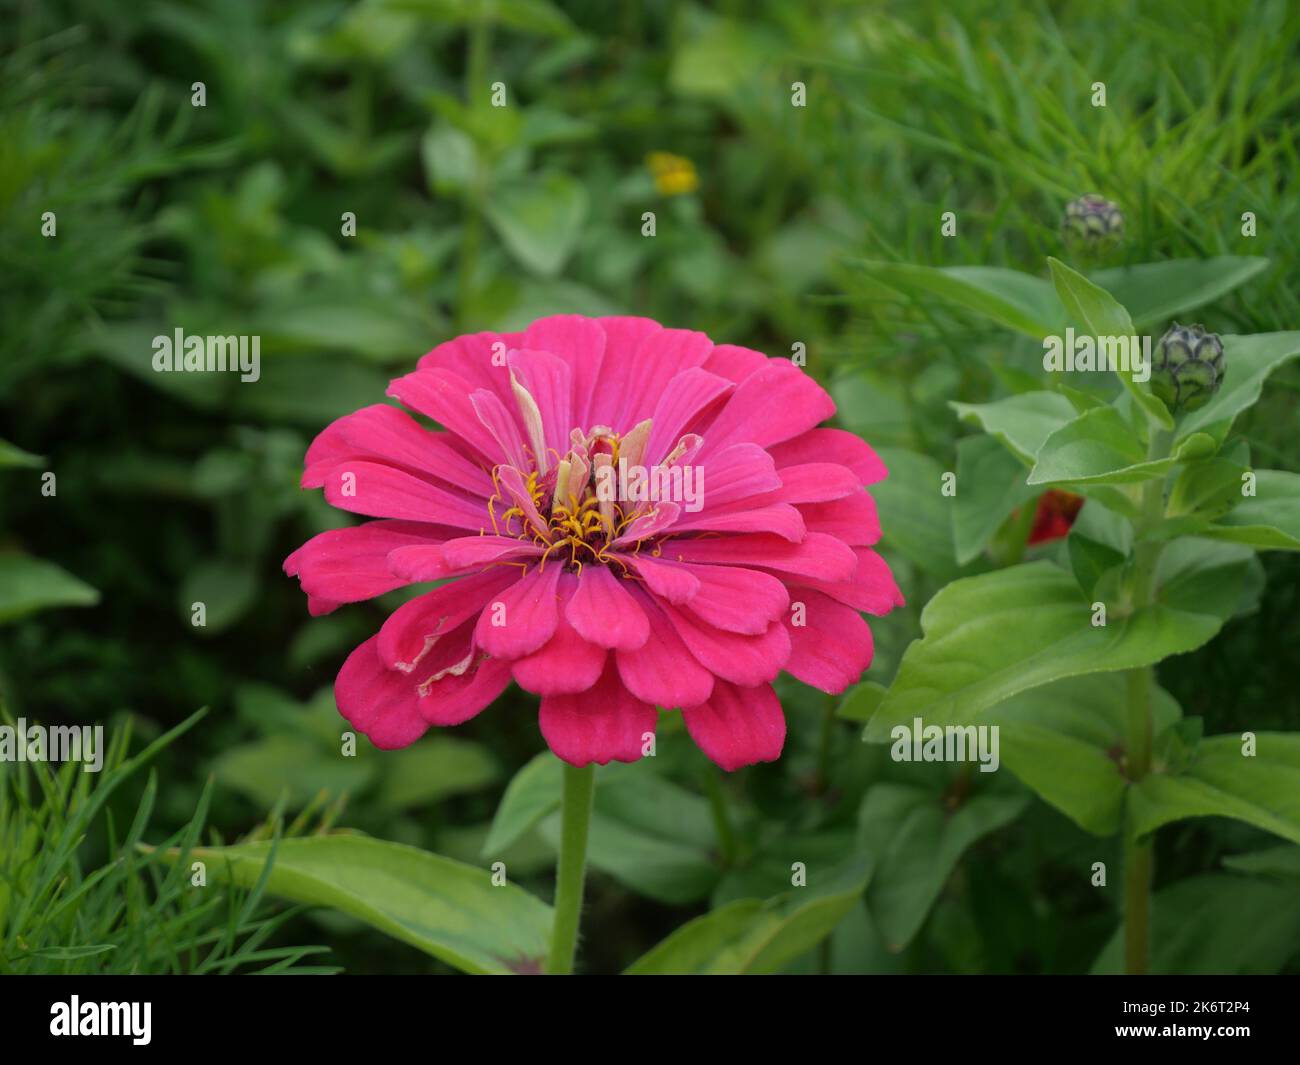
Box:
[285, 316, 902, 771]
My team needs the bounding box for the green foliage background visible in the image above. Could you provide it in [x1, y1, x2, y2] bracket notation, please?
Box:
[1, 0, 1297, 974]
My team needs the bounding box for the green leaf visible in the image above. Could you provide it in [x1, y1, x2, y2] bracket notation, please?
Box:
[90, 324, 228, 410]
[390, 0, 577, 37]
[517, 108, 597, 149]
[1155, 716, 1204, 775]
[1129, 733, 1300, 845]
[482, 751, 562, 857]
[870, 447, 961, 580]
[712, 829, 862, 905]
[257, 300, 436, 362]
[160, 835, 552, 974]
[178, 559, 257, 634]
[952, 434, 1037, 564]
[0, 554, 100, 624]
[1027, 406, 1139, 484]
[829, 371, 910, 441]
[951, 391, 1078, 464]
[22, 944, 117, 961]
[858, 783, 1027, 949]
[1047, 257, 1173, 430]
[864, 558, 1241, 740]
[542, 766, 719, 905]
[1091, 257, 1270, 328]
[421, 121, 478, 195]
[853, 261, 1060, 338]
[483, 172, 588, 277]
[1202, 469, 1300, 550]
[234, 355, 392, 426]
[1068, 491, 1134, 554]
[1027, 405, 1216, 487]
[426, 91, 522, 153]
[669, 21, 778, 101]
[1178, 331, 1300, 440]
[1091, 874, 1300, 975]
[213, 736, 377, 809]
[1222, 846, 1300, 878]
[1157, 538, 1263, 621]
[0, 439, 43, 469]
[984, 675, 1180, 835]
[1167, 447, 1251, 521]
[376, 738, 500, 810]
[625, 885, 864, 974]
[1066, 531, 1126, 599]
[837, 681, 887, 723]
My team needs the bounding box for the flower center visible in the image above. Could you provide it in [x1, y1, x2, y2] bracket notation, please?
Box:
[486, 423, 650, 573]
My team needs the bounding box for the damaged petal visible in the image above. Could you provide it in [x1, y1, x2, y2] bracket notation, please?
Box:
[510, 369, 550, 474]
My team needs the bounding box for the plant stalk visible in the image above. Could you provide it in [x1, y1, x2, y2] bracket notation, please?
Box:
[546, 762, 595, 975]
[1123, 666, 1154, 975]
[1122, 423, 1172, 974]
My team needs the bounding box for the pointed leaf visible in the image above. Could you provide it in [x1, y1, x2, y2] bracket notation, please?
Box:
[1129, 733, 1300, 845]
[0, 554, 100, 624]
[625, 881, 864, 975]
[853, 262, 1061, 338]
[483, 173, 588, 277]
[952, 434, 1038, 564]
[482, 752, 562, 857]
[1091, 257, 1270, 328]
[859, 783, 1027, 949]
[951, 391, 1078, 465]
[1091, 875, 1300, 975]
[1048, 257, 1172, 429]
[871, 447, 961, 580]
[1027, 405, 1216, 487]
[865, 552, 1248, 740]
[1178, 331, 1300, 440]
[1202, 470, 1300, 550]
[158, 835, 553, 975]
[985, 675, 1180, 835]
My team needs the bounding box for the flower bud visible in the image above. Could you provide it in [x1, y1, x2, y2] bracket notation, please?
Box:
[1151, 322, 1225, 412]
[1062, 194, 1123, 248]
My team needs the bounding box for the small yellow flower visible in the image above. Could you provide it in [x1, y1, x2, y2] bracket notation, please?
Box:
[645, 151, 698, 197]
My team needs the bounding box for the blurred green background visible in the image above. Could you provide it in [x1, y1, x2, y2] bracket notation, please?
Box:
[2, 0, 1298, 973]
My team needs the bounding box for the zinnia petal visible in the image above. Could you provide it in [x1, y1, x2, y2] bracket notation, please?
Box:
[336, 637, 430, 750]
[565, 564, 650, 651]
[473, 562, 563, 659]
[284, 520, 443, 607]
[783, 589, 875, 693]
[614, 590, 714, 708]
[512, 575, 607, 695]
[539, 661, 657, 766]
[682, 681, 786, 771]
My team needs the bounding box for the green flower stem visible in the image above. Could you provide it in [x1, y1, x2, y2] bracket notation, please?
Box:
[546, 762, 596, 975]
[1122, 424, 1172, 975]
[1123, 667, 1154, 975]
